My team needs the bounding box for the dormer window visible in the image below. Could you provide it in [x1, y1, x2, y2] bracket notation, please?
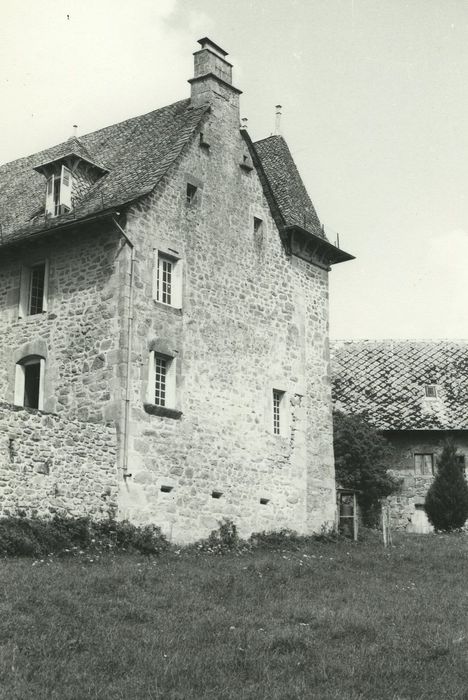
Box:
[33, 136, 109, 219]
[45, 165, 72, 217]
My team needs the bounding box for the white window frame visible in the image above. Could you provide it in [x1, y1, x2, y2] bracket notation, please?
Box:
[45, 166, 72, 217]
[153, 251, 183, 309]
[147, 352, 176, 408]
[14, 356, 45, 410]
[272, 388, 287, 437]
[18, 260, 49, 318]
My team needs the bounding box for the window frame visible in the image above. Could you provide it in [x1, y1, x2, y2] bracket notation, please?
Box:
[19, 260, 49, 318]
[424, 385, 438, 399]
[414, 453, 434, 476]
[153, 251, 183, 309]
[14, 355, 46, 410]
[45, 166, 72, 217]
[147, 351, 176, 409]
[272, 388, 286, 437]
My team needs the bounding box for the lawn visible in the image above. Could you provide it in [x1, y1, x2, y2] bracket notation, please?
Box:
[1, 532, 468, 699]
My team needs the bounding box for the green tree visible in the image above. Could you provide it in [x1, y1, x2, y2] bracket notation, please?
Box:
[333, 411, 400, 526]
[424, 440, 468, 532]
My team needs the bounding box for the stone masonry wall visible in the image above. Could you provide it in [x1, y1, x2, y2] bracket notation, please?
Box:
[0, 223, 124, 425]
[0, 401, 118, 518]
[118, 84, 336, 542]
[385, 430, 468, 531]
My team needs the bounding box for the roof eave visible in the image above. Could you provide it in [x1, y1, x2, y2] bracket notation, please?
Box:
[285, 224, 355, 267]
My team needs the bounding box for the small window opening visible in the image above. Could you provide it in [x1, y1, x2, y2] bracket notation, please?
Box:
[260, 497, 270, 505]
[155, 355, 168, 407]
[253, 217, 263, 235]
[28, 263, 46, 315]
[273, 389, 284, 435]
[425, 385, 438, 398]
[156, 255, 173, 305]
[186, 183, 197, 204]
[211, 491, 223, 499]
[457, 455, 466, 469]
[415, 504, 425, 511]
[160, 485, 174, 493]
[414, 453, 434, 476]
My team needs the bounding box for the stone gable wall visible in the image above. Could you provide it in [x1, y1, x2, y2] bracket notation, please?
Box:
[0, 402, 118, 518]
[118, 92, 335, 542]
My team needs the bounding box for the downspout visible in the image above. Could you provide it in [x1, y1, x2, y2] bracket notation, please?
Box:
[112, 216, 134, 481]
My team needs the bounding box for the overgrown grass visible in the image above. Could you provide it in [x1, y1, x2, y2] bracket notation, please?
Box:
[1, 531, 468, 698]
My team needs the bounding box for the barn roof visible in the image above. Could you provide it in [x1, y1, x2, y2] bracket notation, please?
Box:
[331, 340, 468, 431]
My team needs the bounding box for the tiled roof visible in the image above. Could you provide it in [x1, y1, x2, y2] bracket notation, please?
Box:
[32, 136, 108, 174]
[0, 99, 209, 246]
[254, 135, 325, 239]
[331, 340, 468, 430]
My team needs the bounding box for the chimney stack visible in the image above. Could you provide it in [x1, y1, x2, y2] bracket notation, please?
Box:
[275, 105, 282, 135]
[189, 37, 241, 116]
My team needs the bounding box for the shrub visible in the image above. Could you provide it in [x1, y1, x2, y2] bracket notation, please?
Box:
[193, 519, 250, 554]
[424, 441, 468, 532]
[333, 410, 400, 526]
[0, 515, 169, 557]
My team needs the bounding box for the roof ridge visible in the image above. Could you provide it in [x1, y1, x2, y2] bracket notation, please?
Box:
[0, 98, 194, 172]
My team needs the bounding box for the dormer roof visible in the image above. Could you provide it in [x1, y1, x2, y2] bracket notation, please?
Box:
[32, 136, 109, 175]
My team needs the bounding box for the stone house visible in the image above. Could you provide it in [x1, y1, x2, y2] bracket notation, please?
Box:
[0, 38, 353, 542]
[331, 340, 468, 533]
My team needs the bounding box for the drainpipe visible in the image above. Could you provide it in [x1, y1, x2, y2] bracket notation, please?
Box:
[111, 216, 134, 481]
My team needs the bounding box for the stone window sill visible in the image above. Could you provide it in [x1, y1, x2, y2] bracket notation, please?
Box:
[153, 301, 182, 316]
[143, 403, 182, 419]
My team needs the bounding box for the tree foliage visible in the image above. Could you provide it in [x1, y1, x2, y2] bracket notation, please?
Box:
[424, 440, 468, 532]
[333, 410, 400, 525]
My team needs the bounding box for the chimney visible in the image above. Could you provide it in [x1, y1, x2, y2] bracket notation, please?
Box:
[275, 105, 282, 135]
[189, 37, 241, 116]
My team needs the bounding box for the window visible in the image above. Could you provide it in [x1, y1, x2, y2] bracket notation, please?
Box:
[45, 165, 72, 217]
[186, 183, 197, 204]
[154, 252, 182, 308]
[414, 453, 434, 475]
[457, 455, 466, 470]
[148, 352, 176, 408]
[425, 385, 438, 398]
[14, 356, 45, 410]
[273, 389, 285, 435]
[19, 260, 49, 317]
[253, 217, 263, 235]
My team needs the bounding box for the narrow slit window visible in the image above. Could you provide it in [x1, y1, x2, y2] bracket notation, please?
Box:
[186, 183, 197, 204]
[29, 263, 46, 315]
[157, 255, 173, 305]
[273, 389, 283, 435]
[154, 355, 167, 407]
[253, 217, 263, 234]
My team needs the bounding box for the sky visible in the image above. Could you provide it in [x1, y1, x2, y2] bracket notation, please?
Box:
[1, 0, 467, 340]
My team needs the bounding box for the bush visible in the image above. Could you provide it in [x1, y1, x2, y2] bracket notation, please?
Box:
[0, 515, 169, 557]
[424, 441, 468, 532]
[193, 519, 250, 555]
[333, 410, 400, 526]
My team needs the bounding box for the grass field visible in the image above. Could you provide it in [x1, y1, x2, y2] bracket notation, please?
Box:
[1, 532, 468, 699]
